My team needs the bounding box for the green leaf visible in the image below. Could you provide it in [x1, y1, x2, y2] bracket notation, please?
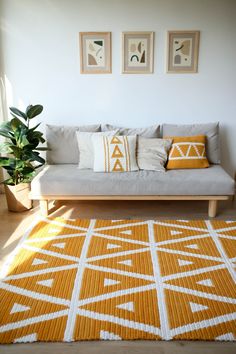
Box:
[0, 157, 16, 167]
[26, 105, 43, 119]
[29, 151, 45, 164]
[27, 130, 45, 145]
[9, 146, 22, 158]
[15, 160, 25, 169]
[11, 117, 27, 131]
[14, 125, 30, 148]
[20, 135, 30, 148]
[0, 121, 13, 139]
[26, 105, 33, 116]
[10, 107, 27, 121]
[0, 130, 12, 139]
[21, 167, 35, 177]
[0, 142, 13, 153]
[0, 121, 12, 131]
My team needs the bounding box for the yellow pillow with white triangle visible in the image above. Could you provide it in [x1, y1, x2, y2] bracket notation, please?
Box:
[166, 135, 209, 169]
[92, 135, 139, 172]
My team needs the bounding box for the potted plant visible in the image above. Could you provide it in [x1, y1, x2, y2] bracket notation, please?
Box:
[0, 104, 47, 212]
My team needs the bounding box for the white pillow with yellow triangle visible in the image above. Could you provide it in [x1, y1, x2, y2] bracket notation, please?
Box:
[92, 135, 139, 172]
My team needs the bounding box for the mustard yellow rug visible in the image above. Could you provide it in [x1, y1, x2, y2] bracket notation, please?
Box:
[0, 218, 235, 343]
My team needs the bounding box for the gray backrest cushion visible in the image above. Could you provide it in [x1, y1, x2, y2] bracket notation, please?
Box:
[162, 122, 220, 164]
[46, 124, 101, 164]
[102, 124, 160, 138]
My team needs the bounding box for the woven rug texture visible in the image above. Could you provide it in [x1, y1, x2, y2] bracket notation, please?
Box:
[0, 217, 235, 343]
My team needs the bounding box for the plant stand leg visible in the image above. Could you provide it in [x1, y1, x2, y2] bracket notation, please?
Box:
[208, 200, 218, 218]
[40, 200, 49, 217]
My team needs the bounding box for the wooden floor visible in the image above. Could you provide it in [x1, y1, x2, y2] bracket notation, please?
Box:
[0, 195, 235, 354]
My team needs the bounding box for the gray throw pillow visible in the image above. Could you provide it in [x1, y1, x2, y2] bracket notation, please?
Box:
[46, 124, 101, 164]
[102, 124, 160, 138]
[137, 137, 172, 172]
[162, 123, 220, 164]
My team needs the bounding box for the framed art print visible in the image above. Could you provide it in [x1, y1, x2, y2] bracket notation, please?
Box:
[122, 32, 154, 74]
[167, 31, 200, 73]
[79, 32, 111, 74]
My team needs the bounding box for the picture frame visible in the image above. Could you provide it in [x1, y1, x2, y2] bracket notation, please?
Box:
[122, 31, 154, 74]
[167, 30, 200, 73]
[79, 32, 112, 74]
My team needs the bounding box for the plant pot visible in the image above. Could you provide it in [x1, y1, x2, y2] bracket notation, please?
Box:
[4, 183, 33, 212]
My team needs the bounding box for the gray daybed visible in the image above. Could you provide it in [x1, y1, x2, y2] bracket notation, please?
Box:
[30, 123, 235, 217]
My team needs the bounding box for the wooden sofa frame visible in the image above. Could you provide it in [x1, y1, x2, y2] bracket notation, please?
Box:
[33, 195, 231, 218]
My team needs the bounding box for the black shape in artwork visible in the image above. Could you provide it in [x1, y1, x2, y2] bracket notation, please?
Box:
[140, 51, 145, 63]
[130, 55, 139, 62]
[176, 44, 184, 52]
[94, 40, 103, 47]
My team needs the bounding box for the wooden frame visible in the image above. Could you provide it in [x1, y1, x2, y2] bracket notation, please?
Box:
[79, 32, 111, 74]
[122, 31, 154, 74]
[29, 194, 231, 218]
[167, 30, 200, 73]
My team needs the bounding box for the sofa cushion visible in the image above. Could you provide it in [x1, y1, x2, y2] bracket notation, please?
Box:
[166, 135, 209, 169]
[46, 124, 101, 164]
[76, 130, 119, 169]
[162, 122, 220, 164]
[102, 124, 160, 138]
[137, 137, 172, 172]
[93, 135, 139, 172]
[31, 165, 235, 196]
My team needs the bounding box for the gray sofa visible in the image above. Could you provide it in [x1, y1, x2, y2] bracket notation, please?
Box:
[30, 123, 235, 217]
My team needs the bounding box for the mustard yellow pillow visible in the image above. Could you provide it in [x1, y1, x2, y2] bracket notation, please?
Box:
[166, 135, 209, 169]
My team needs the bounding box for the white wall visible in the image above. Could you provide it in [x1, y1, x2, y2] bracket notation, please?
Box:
[0, 0, 236, 176]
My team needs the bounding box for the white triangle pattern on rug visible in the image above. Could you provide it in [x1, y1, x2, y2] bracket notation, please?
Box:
[189, 302, 208, 313]
[32, 258, 48, 266]
[10, 303, 30, 315]
[104, 278, 120, 287]
[116, 301, 134, 312]
[100, 330, 122, 340]
[178, 259, 193, 267]
[37, 279, 54, 288]
[107, 243, 121, 250]
[185, 244, 199, 250]
[120, 230, 132, 236]
[52, 242, 66, 249]
[118, 259, 132, 267]
[196, 278, 214, 287]
[14, 333, 37, 343]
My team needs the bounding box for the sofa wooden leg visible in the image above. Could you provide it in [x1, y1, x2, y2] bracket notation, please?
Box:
[40, 200, 49, 217]
[208, 200, 218, 218]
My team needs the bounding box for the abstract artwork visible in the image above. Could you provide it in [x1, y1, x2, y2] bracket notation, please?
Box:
[167, 31, 200, 73]
[122, 32, 154, 74]
[80, 32, 111, 74]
